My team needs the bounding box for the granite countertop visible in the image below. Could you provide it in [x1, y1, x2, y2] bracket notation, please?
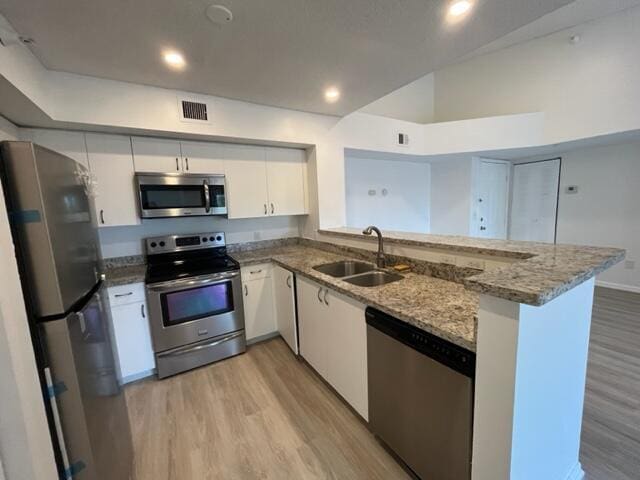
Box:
[103, 264, 146, 287]
[319, 227, 625, 306]
[231, 246, 478, 351]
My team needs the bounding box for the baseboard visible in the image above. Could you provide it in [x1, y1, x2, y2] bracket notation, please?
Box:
[595, 280, 640, 294]
[563, 462, 585, 480]
[246, 331, 280, 346]
[122, 369, 155, 385]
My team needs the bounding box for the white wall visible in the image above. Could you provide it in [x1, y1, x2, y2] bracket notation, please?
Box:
[0, 116, 58, 480]
[555, 141, 640, 291]
[359, 74, 434, 124]
[434, 5, 640, 143]
[430, 157, 473, 236]
[98, 216, 301, 258]
[345, 155, 430, 233]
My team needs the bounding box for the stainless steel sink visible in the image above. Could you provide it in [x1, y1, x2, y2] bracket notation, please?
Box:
[343, 271, 403, 287]
[313, 260, 375, 278]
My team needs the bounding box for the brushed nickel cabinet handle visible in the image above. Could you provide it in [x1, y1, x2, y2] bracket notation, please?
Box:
[176, 158, 179, 171]
[114, 292, 133, 298]
[323, 289, 329, 306]
[185, 158, 189, 171]
[271, 203, 274, 214]
[244, 284, 248, 296]
[141, 304, 146, 318]
[249, 269, 263, 274]
[317, 288, 323, 303]
[264, 203, 267, 215]
[100, 209, 105, 224]
[286, 276, 292, 288]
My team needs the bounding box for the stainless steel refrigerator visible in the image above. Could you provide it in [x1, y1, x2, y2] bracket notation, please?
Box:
[0, 141, 133, 480]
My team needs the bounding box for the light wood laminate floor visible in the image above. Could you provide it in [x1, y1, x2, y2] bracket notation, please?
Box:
[126, 287, 640, 480]
[125, 337, 410, 480]
[581, 287, 640, 480]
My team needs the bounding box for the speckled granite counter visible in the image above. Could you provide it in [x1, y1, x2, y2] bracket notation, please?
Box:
[231, 245, 478, 351]
[103, 264, 146, 287]
[319, 228, 625, 306]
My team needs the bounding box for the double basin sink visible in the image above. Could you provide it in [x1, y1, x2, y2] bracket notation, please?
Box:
[313, 260, 403, 287]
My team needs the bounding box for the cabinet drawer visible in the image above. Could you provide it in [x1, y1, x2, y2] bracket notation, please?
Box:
[241, 263, 272, 281]
[107, 282, 146, 307]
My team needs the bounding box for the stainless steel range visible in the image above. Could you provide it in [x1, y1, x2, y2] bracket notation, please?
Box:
[144, 232, 246, 378]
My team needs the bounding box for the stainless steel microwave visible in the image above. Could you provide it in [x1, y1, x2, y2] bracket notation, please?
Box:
[136, 173, 227, 218]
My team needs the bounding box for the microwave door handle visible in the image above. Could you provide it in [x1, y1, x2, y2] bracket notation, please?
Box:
[203, 179, 211, 213]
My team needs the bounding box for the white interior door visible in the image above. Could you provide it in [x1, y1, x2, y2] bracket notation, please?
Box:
[475, 159, 510, 239]
[509, 159, 561, 243]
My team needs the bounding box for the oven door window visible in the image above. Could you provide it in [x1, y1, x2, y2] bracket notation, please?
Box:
[208, 184, 226, 209]
[140, 185, 206, 210]
[160, 281, 234, 327]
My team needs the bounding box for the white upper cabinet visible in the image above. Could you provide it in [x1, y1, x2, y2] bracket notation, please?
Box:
[265, 147, 307, 216]
[224, 144, 270, 219]
[86, 133, 140, 227]
[131, 136, 183, 173]
[179, 141, 225, 175]
[21, 129, 89, 168]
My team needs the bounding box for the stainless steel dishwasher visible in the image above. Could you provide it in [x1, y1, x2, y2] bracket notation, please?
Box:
[366, 307, 475, 480]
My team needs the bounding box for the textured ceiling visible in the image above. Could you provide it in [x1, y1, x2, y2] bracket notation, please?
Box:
[0, 0, 573, 116]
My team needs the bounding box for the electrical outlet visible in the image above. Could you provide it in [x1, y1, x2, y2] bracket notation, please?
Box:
[624, 260, 635, 270]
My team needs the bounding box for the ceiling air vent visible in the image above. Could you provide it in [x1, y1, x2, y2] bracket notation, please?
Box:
[181, 100, 208, 121]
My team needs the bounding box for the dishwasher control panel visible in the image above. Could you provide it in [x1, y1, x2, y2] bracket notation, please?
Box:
[365, 307, 476, 378]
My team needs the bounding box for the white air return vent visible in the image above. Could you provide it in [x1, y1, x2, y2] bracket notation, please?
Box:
[397, 133, 409, 146]
[177, 96, 211, 124]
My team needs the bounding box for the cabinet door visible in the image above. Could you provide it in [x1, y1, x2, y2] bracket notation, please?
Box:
[111, 301, 155, 382]
[265, 147, 307, 216]
[131, 136, 182, 173]
[86, 133, 140, 227]
[180, 141, 225, 174]
[243, 276, 276, 341]
[272, 266, 297, 354]
[21, 129, 89, 168]
[296, 277, 327, 377]
[325, 289, 368, 420]
[224, 144, 269, 219]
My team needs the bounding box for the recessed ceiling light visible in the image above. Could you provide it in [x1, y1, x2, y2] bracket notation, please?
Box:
[448, 0, 473, 17]
[163, 50, 186, 70]
[324, 87, 340, 103]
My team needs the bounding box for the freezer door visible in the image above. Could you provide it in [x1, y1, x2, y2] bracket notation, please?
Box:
[41, 286, 133, 480]
[1, 141, 100, 317]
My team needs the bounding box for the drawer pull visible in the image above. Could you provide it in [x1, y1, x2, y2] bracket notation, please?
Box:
[114, 292, 133, 298]
[249, 269, 263, 274]
[141, 304, 146, 318]
[323, 289, 329, 306]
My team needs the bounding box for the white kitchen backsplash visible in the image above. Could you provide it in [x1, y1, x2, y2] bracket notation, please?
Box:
[98, 215, 302, 258]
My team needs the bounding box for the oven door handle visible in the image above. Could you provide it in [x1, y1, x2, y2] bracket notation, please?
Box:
[203, 179, 211, 213]
[147, 272, 239, 292]
[160, 331, 244, 358]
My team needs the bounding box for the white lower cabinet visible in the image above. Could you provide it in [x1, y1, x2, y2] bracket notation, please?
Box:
[272, 265, 298, 354]
[108, 283, 155, 383]
[297, 277, 368, 420]
[241, 264, 277, 341]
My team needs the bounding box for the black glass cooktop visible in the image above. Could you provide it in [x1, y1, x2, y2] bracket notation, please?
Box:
[145, 247, 239, 284]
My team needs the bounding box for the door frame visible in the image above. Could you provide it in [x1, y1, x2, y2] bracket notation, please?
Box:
[470, 157, 511, 238]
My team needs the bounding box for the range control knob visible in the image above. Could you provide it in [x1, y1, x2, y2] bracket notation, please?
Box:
[210, 236, 216, 242]
[150, 242, 157, 248]
[202, 237, 208, 242]
[216, 235, 222, 241]
[159, 241, 166, 247]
